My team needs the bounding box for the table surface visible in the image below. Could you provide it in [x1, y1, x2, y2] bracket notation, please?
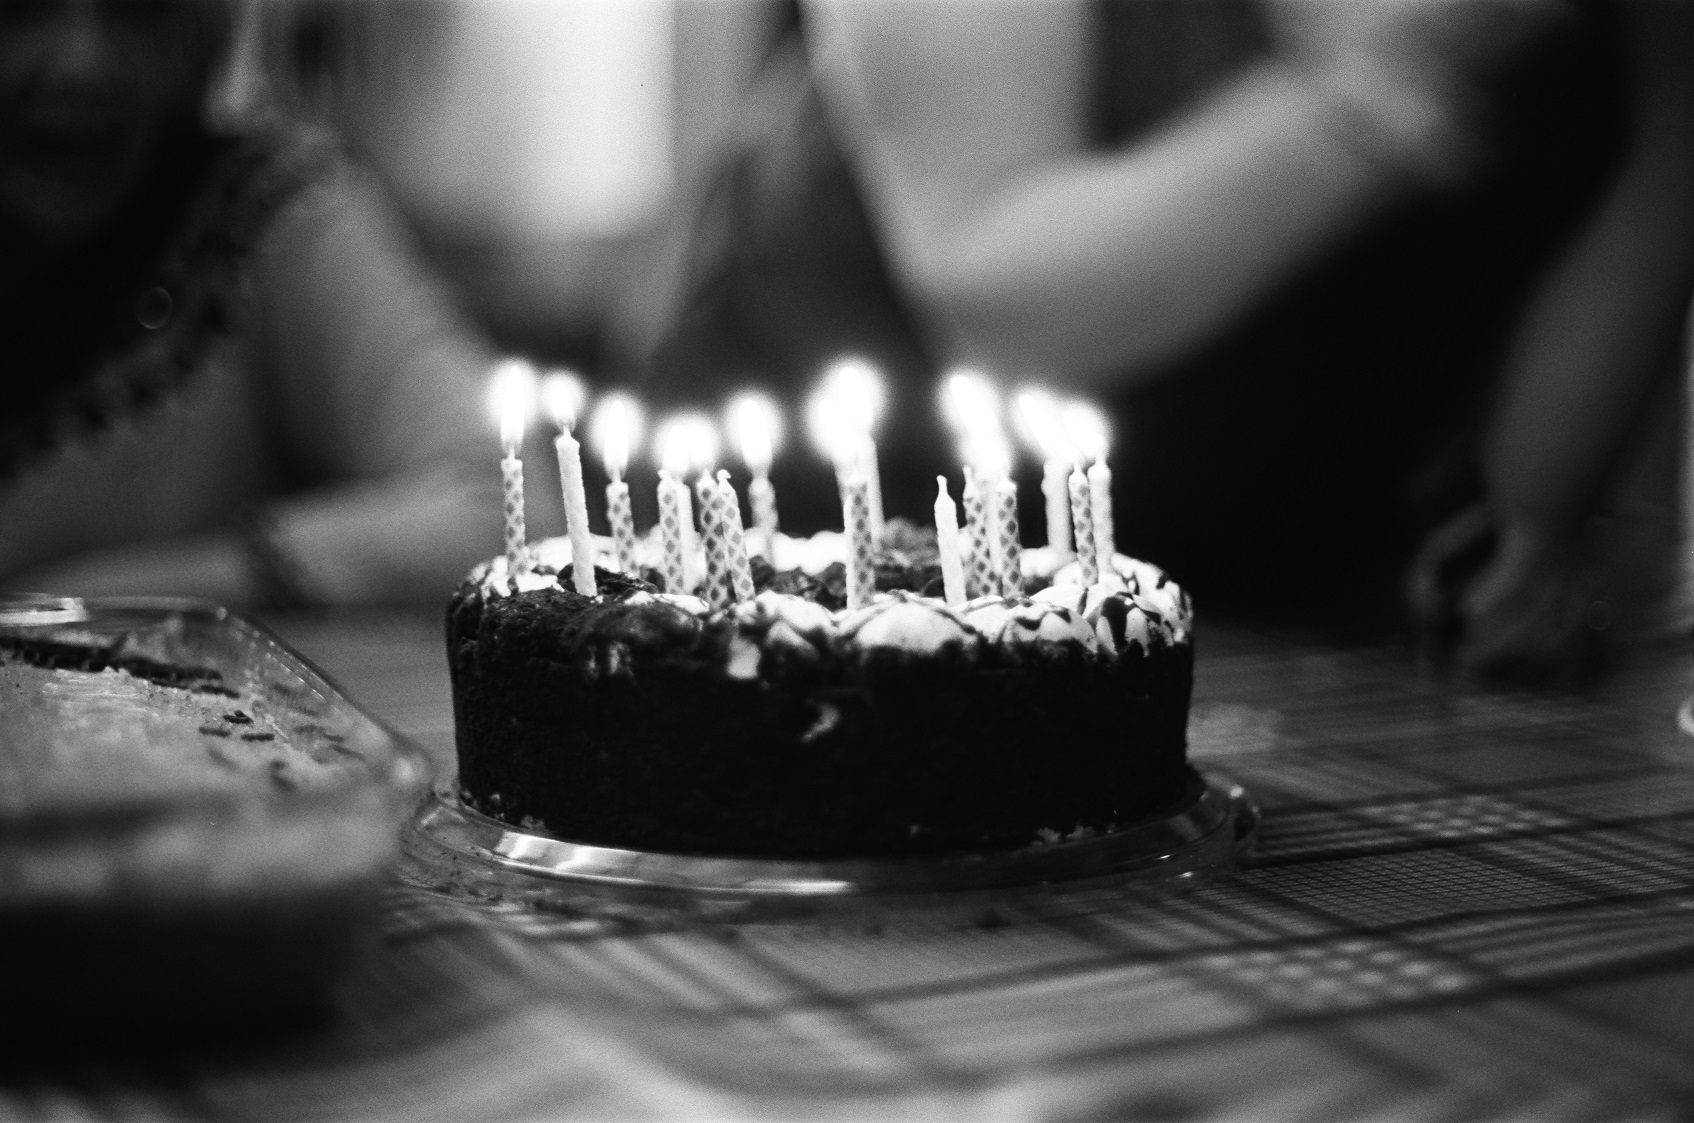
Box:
[12, 609, 1694, 1122]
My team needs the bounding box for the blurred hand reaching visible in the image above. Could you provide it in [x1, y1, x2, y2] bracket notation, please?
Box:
[1408, 501, 1604, 684]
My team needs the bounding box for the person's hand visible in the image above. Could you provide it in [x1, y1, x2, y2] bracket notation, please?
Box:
[1268, 0, 1580, 187]
[1408, 501, 1604, 684]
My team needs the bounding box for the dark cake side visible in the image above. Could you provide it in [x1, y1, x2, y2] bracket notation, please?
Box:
[448, 563, 1192, 858]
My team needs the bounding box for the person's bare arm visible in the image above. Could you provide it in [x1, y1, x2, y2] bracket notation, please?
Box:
[249, 166, 503, 606]
[1480, 0, 1694, 541]
[4, 170, 503, 608]
[804, 0, 1553, 384]
[1430, 0, 1694, 675]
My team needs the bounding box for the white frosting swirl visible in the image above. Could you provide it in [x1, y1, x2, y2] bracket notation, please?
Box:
[1000, 600, 1100, 651]
[624, 590, 711, 617]
[468, 541, 1192, 659]
[767, 531, 848, 575]
[837, 593, 974, 656]
[1045, 554, 1191, 644]
[1018, 545, 1073, 583]
[733, 590, 835, 640]
[1118, 602, 1159, 649]
[729, 590, 834, 663]
[725, 634, 762, 680]
[956, 595, 1013, 640]
[964, 595, 1097, 651]
[1034, 582, 1182, 650]
[1031, 584, 1086, 615]
[473, 556, 562, 598]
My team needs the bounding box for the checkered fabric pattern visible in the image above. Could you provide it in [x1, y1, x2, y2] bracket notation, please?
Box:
[12, 629, 1694, 1121]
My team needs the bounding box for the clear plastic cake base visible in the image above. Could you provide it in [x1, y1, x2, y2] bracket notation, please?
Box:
[399, 769, 1259, 924]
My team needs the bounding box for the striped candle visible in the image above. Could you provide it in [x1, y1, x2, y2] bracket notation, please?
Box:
[748, 474, 778, 559]
[1069, 465, 1098, 586]
[962, 465, 994, 599]
[993, 476, 1022, 597]
[717, 470, 757, 603]
[656, 470, 688, 594]
[607, 479, 637, 574]
[500, 455, 526, 573]
[843, 473, 876, 610]
[695, 471, 733, 609]
[1089, 459, 1115, 577]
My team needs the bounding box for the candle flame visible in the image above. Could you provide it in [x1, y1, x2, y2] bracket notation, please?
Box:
[806, 388, 857, 471]
[726, 391, 782, 475]
[1013, 386, 1075, 464]
[941, 369, 1009, 476]
[818, 357, 884, 438]
[656, 413, 718, 478]
[1059, 400, 1111, 465]
[489, 358, 536, 454]
[965, 431, 1012, 481]
[540, 369, 587, 431]
[591, 393, 643, 479]
[940, 369, 1001, 439]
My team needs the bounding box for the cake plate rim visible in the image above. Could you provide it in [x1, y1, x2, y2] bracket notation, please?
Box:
[400, 768, 1258, 911]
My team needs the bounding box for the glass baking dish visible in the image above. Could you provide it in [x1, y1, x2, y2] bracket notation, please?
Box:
[0, 595, 431, 1049]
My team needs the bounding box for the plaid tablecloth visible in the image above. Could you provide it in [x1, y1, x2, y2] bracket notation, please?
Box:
[10, 618, 1694, 1122]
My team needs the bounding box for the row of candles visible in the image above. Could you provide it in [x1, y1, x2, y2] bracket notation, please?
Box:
[489, 357, 1117, 612]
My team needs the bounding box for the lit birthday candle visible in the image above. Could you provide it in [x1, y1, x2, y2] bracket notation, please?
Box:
[716, 469, 757, 603]
[943, 371, 1016, 597]
[488, 359, 535, 574]
[540, 370, 586, 437]
[807, 385, 876, 610]
[933, 475, 966, 605]
[655, 415, 714, 596]
[541, 371, 596, 596]
[817, 358, 886, 539]
[1063, 401, 1115, 575]
[693, 464, 733, 610]
[941, 370, 1001, 446]
[727, 391, 781, 559]
[1069, 461, 1099, 586]
[591, 393, 644, 575]
[976, 435, 1022, 598]
[1014, 386, 1075, 554]
[961, 464, 992, 599]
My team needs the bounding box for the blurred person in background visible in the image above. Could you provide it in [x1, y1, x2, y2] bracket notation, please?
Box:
[807, 0, 1694, 680]
[0, 0, 500, 607]
[657, 0, 1694, 680]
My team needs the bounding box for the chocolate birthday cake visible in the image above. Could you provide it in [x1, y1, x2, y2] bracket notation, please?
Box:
[446, 525, 1195, 858]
